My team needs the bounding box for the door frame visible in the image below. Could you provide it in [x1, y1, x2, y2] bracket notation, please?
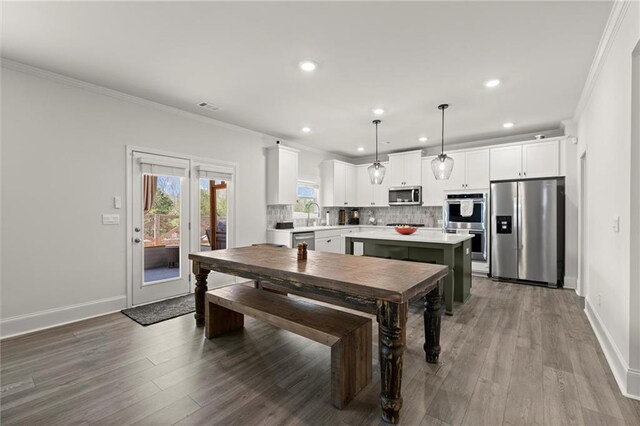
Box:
[125, 145, 238, 308]
[577, 148, 587, 297]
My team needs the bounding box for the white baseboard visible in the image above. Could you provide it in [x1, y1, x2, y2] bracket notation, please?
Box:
[564, 275, 578, 289]
[584, 299, 640, 400]
[628, 368, 640, 400]
[0, 295, 127, 339]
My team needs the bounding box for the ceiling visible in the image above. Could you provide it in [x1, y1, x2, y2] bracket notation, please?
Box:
[2, 1, 612, 157]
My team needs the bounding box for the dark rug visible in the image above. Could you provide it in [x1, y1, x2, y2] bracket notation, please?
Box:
[121, 294, 194, 326]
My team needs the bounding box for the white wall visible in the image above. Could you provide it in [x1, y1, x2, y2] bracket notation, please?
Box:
[575, 0, 640, 398]
[0, 65, 272, 336]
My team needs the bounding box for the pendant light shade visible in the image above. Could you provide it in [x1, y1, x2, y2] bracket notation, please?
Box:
[368, 119, 386, 184]
[431, 104, 454, 180]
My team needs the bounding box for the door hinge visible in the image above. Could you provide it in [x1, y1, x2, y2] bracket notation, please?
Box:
[189, 275, 192, 282]
[188, 222, 191, 230]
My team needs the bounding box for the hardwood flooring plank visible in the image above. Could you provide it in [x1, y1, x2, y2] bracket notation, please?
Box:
[542, 366, 584, 425]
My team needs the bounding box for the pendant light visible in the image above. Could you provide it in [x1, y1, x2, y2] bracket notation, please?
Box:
[368, 119, 386, 184]
[431, 104, 454, 180]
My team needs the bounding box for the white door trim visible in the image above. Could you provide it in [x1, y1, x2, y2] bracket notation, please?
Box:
[125, 145, 239, 308]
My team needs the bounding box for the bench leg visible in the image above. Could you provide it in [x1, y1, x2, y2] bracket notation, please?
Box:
[330, 320, 372, 409]
[205, 299, 244, 339]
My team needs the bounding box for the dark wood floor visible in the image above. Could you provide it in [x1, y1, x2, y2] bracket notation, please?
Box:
[2, 278, 639, 425]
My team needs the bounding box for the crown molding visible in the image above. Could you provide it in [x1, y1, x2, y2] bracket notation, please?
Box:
[573, 0, 632, 121]
[0, 58, 333, 159]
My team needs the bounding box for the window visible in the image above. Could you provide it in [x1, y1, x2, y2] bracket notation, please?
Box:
[293, 180, 320, 218]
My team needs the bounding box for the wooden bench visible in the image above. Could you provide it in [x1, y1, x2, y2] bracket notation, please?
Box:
[205, 285, 372, 409]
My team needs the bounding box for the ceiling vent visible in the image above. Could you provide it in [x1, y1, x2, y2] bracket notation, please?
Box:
[197, 102, 221, 111]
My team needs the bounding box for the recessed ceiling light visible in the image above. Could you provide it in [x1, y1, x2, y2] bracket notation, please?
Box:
[357, 147, 365, 152]
[373, 108, 385, 115]
[419, 136, 428, 142]
[301, 127, 311, 133]
[502, 122, 515, 128]
[484, 79, 501, 88]
[299, 61, 317, 72]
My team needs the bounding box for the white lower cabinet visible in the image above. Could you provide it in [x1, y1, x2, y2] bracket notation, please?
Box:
[315, 227, 360, 254]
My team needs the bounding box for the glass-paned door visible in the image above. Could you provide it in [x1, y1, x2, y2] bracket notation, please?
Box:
[195, 165, 233, 287]
[132, 152, 190, 305]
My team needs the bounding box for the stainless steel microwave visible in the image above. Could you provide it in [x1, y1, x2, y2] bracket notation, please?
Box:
[388, 186, 423, 206]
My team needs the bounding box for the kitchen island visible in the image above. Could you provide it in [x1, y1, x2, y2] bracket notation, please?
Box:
[345, 229, 473, 315]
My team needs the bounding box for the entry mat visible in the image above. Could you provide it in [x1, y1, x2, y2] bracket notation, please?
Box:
[121, 294, 194, 326]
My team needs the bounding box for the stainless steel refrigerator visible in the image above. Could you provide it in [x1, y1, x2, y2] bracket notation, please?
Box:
[490, 178, 565, 287]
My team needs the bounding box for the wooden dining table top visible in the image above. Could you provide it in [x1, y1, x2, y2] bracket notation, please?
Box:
[189, 245, 448, 303]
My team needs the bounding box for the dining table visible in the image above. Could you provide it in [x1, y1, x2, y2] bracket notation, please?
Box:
[189, 245, 448, 424]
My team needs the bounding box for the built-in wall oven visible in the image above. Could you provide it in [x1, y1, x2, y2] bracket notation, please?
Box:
[444, 193, 487, 261]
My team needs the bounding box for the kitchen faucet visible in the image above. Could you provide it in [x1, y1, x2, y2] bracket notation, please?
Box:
[307, 202, 321, 227]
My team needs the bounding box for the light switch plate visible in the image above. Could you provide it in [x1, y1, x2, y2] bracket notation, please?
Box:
[612, 216, 620, 233]
[102, 214, 120, 225]
[114, 196, 121, 209]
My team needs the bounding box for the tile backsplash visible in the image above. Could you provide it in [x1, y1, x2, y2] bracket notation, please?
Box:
[323, 206, 443, 228]
[267, 204, 443, 229]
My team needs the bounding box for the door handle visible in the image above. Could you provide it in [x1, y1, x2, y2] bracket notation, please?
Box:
[134, 238, 141, 243]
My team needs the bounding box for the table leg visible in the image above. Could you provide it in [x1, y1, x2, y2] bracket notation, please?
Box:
[377, 301, 407, 424]
[193, 262, 210, 327]
[424, 279, 444, 363]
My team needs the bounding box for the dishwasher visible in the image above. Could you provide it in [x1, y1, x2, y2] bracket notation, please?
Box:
[291, 232, 315, 250]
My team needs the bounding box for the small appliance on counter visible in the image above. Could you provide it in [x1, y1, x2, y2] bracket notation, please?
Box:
[348, 209, 360, 225]
[338, 209, 346, 225]
[386, 223, 425, 227]
[275, 222, 294, 229]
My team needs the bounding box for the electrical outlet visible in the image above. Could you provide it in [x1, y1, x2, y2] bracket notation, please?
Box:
[102, 214, 120, 225]
[597, 293, 602, 307]
[114, 196, 121, 209]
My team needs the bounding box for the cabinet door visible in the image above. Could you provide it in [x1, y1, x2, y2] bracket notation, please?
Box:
[279, 148, 298, 204]
[465, 149, 490, 190]
[403, 152, 423, 186]
[490, 145, 522, 181]
[316, 237, 341, 254]
[345, 164, 357, 206]
[443, 152, 466, 191]
[523, 140, 559, 178]
[356, 165, 373, 207]
[421, 157, 446, 206]
[373, 162, 389, 206]
[333, 162, 346, 205]
[388, 155, 405, 187]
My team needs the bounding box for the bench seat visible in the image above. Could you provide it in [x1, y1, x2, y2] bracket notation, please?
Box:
[205, 285, 372, 409]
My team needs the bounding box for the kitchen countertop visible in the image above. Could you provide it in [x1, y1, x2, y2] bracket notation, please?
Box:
[268, 225, 443, 233]
[346, 229, 474, 245]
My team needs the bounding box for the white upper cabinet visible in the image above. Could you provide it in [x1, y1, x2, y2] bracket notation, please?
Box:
[442, 149, 490, 191]
[490, 145, 523, 181]
[388, 150, 422, 187]
[464, 149, 490, 189]
[345, 164, 357, 206]
[491, 140, 561, 181]
[522, 140, 560, 178]
[321, 160, 357, 206]
[356, 163, 389, 207]
[443, 152, 466, 191]
[422, 157, 447, 206]
[266, 145, 299, 205]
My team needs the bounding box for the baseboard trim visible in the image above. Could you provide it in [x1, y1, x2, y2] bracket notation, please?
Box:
[584, 299, 640, 400]
[628, 368, 640, 400]
[564, 275, 578, 289]
[0, 295, 127, 340]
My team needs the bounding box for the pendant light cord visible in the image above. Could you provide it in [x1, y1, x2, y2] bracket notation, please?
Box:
[441, 106, 445, 155]
[375, 121, 379, 162]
